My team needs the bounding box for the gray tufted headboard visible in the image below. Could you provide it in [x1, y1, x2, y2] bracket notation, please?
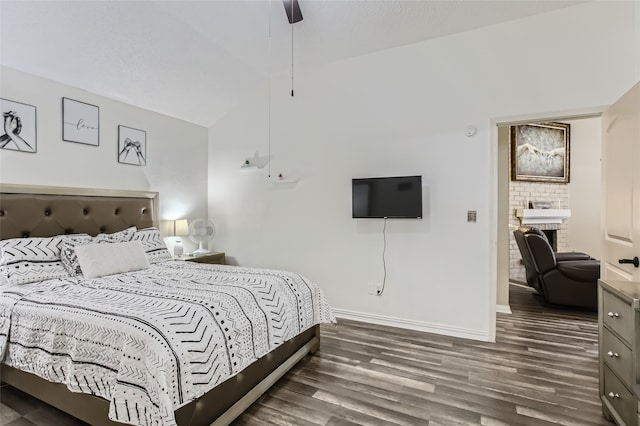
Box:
[0, 184, 159, 240]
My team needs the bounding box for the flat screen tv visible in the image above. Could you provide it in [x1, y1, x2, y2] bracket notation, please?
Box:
[352, 175, 422, 219]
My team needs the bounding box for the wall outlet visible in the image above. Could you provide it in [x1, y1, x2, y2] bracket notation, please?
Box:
[367, 283, 382, 296]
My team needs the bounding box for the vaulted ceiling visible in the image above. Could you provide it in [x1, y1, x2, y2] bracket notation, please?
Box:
[0, 1, 585, 127]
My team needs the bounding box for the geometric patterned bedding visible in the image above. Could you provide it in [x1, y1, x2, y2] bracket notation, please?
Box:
[0, 261, 335, 426]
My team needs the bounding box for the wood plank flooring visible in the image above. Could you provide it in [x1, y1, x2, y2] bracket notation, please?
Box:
[1, 284, 613, 426]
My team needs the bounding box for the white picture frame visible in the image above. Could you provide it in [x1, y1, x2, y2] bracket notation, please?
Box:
[62, 97, 99, 146]
[118, 125, 146, 166]
[0, 98, 37, 153]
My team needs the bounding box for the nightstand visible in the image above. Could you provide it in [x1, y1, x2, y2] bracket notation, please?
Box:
[178, 252, 225, 265]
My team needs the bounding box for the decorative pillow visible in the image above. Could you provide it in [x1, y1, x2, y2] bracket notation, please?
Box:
[130, 227, 173, 264]
[60, 235, 92, 275]
[0, 249, 8, 287]
[75, 241, 150, 279]
[60, 227, 136, 276]
[0, 235, 79, 285]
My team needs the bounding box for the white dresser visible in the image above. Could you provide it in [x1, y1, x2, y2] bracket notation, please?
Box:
[599, 280, 640, 426]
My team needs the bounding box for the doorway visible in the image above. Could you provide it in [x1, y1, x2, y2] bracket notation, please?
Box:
[496, 114, 603, 311]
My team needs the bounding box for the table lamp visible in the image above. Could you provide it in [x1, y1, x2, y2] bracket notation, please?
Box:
[171, 219, 189, 257]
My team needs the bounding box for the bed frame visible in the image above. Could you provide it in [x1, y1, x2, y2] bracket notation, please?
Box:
[0, 184, 320, 426]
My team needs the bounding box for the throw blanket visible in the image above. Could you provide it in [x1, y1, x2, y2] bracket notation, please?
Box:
[0, 262, 335, 426]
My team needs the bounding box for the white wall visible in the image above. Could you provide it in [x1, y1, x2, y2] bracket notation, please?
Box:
[566, 116, 603, 260]
[208, 2, 639, 341]
[0, 67, 209, 252]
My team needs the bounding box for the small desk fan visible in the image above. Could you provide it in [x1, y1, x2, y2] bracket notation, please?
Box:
[188, 219, 216, 256]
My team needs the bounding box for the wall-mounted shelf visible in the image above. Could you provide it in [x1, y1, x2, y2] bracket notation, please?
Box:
[271, 178, 299, 184]
[240, 154, 269, 170]
[240, 164, 262, 170]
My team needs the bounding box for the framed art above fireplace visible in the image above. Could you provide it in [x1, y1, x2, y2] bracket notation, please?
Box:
[510, 122, 570, 183]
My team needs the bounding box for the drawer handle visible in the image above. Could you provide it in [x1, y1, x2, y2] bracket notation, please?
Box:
[607, 351, 620, 358]
[607, 312, 620, 318]
[608, 391, 621, 399]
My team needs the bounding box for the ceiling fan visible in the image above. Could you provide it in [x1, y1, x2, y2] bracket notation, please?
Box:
[282, 0, 303, 24]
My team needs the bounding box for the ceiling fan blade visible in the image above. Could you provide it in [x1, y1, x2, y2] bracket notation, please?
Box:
[282, 0, 303, 24]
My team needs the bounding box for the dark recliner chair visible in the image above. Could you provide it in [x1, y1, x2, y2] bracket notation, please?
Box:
[513, 226, 592, 291]
[513, 226, 600, 310]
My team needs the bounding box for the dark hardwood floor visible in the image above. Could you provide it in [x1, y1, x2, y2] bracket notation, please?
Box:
[1, 284, 612, 426]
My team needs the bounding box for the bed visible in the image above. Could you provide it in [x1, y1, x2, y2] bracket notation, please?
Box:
[0, 184, 334, 426]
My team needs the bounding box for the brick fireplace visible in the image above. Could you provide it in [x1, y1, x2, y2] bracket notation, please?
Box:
[509, 181, 569, 283]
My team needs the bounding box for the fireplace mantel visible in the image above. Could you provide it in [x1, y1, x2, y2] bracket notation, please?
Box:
[515, 208, 571, 225]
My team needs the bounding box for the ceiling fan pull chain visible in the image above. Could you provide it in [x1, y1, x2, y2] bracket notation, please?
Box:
[291, 4, 295, 97]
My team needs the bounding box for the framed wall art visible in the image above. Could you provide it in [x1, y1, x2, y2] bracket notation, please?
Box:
[62, 97, 99, 146]
[118, 125, 146, 166]
[0, 98, 37, 153]
[510, 122, 570, 183]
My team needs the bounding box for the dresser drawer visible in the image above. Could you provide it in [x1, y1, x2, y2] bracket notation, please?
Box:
[602, 328, 633, 384]
[603, 290, 634, 345]
[604, 364, 636, 426]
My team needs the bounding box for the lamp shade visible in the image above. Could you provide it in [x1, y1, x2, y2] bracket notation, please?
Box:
[174, 219, 189, 236]
[160, 220, 174, 237]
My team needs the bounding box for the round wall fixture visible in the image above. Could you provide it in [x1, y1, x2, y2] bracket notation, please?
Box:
[465, 125, 477, 137]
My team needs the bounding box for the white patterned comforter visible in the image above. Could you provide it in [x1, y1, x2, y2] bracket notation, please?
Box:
[0, 262, 335, 426]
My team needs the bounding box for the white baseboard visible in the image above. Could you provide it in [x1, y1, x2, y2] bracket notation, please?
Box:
[332, 308, 490, 342]
[496, 304, 512, 314]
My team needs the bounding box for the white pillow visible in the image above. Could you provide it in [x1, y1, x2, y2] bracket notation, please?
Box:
[75, 241, 150, 279]
[61, 227, 136, 276]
